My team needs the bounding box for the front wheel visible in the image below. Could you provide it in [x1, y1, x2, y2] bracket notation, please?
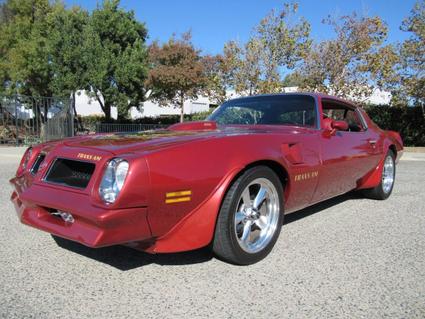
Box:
[363, 150, 396, 200]
[212, 166, 284, 265]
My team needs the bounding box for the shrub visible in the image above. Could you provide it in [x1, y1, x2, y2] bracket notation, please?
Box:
[365, 105, 425, 146]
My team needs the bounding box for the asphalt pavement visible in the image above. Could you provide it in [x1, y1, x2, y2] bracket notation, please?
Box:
[1, 147, 424, 318]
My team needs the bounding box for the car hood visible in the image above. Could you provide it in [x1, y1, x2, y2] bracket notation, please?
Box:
[59, 124, 310, 155]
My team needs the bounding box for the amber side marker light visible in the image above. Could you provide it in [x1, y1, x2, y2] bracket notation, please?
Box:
[165, 190, 192, 204]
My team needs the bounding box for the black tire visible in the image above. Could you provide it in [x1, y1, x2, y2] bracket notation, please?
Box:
[363, 150, 396, 200]
[212, 166, 284, 265]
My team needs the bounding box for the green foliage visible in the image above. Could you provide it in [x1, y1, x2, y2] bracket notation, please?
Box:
[0, 0, 149, 120]
[398, 1, 425, 105]
[365, 104, 425, 146]
[48, 5, 89, 96]
[0, 0, 56, 96]
[83, 0, 149, 120]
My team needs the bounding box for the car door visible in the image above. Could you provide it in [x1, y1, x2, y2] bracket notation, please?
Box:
[312, 99, 378, 203]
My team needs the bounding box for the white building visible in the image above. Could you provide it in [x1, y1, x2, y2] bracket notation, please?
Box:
[75, 90, 211, 119]
[74, 87, 391, 119]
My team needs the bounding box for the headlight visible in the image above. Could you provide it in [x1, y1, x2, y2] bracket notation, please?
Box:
[18, 147, 32, 174]
[99, 158, 129, 204]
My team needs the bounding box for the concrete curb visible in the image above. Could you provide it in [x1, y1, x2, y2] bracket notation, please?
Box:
[401, 152, 425, 162]
[404, 147, 425, 153]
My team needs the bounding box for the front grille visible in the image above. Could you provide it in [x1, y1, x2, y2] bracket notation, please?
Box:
[31, 153, 46, 175]
[44, 158, 95, 189]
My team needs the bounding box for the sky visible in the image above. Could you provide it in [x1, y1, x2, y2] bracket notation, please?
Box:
[64, 0, 418, 55]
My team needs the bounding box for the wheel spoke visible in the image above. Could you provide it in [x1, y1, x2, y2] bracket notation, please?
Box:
[242, 188, 251, 207]
[235, 211, 245, 225]
[233, 177, 280, 254]
[253, 187, 267, 210]
[254, 216, 267, 230]
[241, 220, 252, 243]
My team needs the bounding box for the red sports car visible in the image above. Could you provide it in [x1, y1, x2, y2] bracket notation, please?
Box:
[10, 93, 403, 265]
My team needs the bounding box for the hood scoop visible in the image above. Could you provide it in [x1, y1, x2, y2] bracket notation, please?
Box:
[168, 121, 217, 131]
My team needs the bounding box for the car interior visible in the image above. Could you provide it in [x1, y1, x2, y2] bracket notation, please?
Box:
[321, 100, 365, 132]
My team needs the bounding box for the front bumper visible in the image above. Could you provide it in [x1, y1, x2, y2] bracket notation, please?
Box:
[10, 175, 152, 248]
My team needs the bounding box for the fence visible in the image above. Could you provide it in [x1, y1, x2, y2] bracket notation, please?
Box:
[95, 123, 168, 133]
[0, 94, 73, 145]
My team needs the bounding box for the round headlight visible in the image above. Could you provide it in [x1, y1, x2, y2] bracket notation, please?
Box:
[99, 158, 129, 204]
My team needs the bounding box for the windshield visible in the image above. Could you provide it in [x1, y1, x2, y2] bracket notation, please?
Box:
[208, 95, 317, 128]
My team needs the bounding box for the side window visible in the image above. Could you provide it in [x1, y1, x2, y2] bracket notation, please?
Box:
[278, 109, 315, 127]
[322, 100, 366, 132]
[345, 110, 364, 132]
[323, 109, 345, 121]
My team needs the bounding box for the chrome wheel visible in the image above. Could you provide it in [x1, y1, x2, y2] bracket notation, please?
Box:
[234, 178, 280, 254]
[382, 155, 395, 194]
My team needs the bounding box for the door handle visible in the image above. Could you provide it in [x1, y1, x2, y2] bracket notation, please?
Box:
[368, 139, 377, 148]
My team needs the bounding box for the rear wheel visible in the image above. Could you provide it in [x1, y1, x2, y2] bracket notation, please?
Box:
[363, 150, 396, 200]
[213, 166, 284, 265]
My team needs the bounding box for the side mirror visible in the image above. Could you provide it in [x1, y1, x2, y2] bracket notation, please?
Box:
[332, 120, 348, 131]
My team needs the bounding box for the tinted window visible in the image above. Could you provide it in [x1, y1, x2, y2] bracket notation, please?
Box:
[208, 95, 317, 127]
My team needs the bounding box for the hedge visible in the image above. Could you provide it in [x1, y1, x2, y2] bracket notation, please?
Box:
[364, 105, 425, 147]
[79, 106, 425, 146]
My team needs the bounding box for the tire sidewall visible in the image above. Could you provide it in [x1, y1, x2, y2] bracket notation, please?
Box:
[225, 166, 284, 265]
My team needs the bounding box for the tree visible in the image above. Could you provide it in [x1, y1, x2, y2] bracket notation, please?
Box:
[147, 32, 205, 123]
[0, 0, 150, 120]
[46, 5, 89, 126]
[201, 54, 227, 104]
[281, 72, 306, 88]
[295, 12, 392, 101]
[399, 0, 425, 105]
[0, 0, 56, 97]
[47, 5, 88, 97]
[221, 3, 311, 95]
[220, 39, 262, 96]
[255, 3, 311, 93]
[82, 0, 149, 120]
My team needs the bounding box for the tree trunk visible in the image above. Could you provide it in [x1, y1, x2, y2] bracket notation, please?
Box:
[104, 103, 111, 121]
[94, 92, 111, 121]
[72, 92, 83, 132]
[180, 94, 184, 123]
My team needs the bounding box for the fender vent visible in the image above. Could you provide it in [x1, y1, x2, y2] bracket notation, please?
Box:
[44, 158, 95, 189]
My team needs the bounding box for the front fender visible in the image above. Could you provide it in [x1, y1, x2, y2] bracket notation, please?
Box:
[145, 167, 242, 253]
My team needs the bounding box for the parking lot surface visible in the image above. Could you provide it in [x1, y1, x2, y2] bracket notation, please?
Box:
[1, 148, 424, 318]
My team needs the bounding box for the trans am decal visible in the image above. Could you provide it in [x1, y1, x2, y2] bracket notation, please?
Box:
[77, 153, 102, 161]
[294, 171, 319, 182]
